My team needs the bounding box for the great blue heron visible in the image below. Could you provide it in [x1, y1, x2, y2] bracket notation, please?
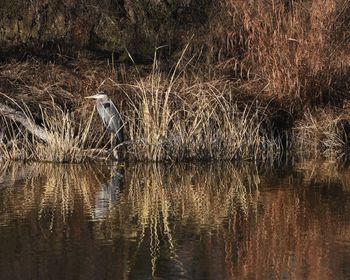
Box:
[85, 93, 124, 156]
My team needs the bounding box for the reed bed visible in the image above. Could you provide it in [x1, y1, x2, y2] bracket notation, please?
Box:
[0, 1, 350, 162]
[0, 99, 110, 162]
[117, 55, 282, 162]
[212, 0, 350, 102]
[0, 56, 284, 163]
[293, 107, 350, 159]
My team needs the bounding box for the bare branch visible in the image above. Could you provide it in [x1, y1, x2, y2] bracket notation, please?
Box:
[0, 103, 49, 142]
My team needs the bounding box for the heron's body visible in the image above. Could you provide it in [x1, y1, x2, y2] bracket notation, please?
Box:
[86, 93, 124, 144]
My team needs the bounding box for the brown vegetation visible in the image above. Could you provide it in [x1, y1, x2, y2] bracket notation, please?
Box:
[0, 0, 350, 162]
[214, 0, 350, 102]
[0, 54, 282, 162]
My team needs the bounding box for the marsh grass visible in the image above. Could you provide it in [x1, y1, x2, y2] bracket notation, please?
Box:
[294, 108, 350, 159]
[1, 1, 350, 162]
[36, 103, 97, 162]
[115, 51, 282, 162]
[0, 98, 110, 162]
[0, 51, 286, 162]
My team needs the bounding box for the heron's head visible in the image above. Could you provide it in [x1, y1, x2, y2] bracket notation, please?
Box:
[85, 93, 108, 100]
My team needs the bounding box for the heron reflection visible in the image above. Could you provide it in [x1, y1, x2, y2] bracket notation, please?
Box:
[93, 165, 125, 220]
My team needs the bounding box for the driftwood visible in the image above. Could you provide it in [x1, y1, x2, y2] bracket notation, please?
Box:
[0, 103, 50, 142]
[0, 102, 120, 161]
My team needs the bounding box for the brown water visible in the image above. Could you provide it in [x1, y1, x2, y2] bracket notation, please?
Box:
[0, 161, 349, 280]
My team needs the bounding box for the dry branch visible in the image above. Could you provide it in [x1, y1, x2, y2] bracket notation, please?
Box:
[0, 102, 49, 142]
[0, 102, 119, 161]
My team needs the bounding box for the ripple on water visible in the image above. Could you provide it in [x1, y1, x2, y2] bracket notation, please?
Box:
[0, 161, 348, 279]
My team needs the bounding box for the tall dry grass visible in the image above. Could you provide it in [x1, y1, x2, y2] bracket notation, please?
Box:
[0, 54, 284, 162]
[0, 99, 110, 162]
[293, 107, 350, 159]
[1, 0, 350, 162]
[211, 0, 350, 102]
[114, 52, 282, 162]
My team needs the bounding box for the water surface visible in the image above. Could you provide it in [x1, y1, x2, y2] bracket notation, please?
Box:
[0, 161, 349, 279]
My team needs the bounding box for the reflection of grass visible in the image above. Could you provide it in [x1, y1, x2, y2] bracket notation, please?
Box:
[296, 159, 350, 192]
[0, 162, 108, 227]
[35, 164, 99, 228]
[1, 161, 350, 278]
[115, 163, 259, 229]
[0, 161, 260, 277]
[110, 162, 350, 279]
[111, 163, 260, 276]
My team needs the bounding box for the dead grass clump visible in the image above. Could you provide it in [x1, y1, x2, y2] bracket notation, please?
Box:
[0, 99, 109, 162]
[116, 55, 282, 162]
[294, 108, 350, 158]
[34, 104, 96, 162]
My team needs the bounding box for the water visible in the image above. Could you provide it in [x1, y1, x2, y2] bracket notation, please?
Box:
[0, 161, 349, 279]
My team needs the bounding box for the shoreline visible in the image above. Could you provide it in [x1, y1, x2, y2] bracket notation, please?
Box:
[0, 55, 348, 163]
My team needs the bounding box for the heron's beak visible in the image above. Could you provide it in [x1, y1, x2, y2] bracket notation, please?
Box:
[85, 95, 99, 99]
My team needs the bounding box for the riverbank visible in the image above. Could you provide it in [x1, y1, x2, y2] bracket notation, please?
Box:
[0, 53, 348, 163]
[1, 1, 349, 163]
[0, 54, 283, 162]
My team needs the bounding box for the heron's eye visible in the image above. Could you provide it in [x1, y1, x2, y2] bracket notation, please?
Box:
[104, 103, 111, 109]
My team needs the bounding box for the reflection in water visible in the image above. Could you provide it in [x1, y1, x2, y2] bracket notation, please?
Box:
[0, 161, 349, 279]
[94, 166, 124, 220]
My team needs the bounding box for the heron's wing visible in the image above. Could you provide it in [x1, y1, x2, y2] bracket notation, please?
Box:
[101, 101, 124, 134]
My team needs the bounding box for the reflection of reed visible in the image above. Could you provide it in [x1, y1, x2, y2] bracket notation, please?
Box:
[0, 161, 349, 279]
[110, 163, 350, 279]
[36, 164, 99, 228]
[232, 187, 350, 280]
[127, 163, 259, 225]
[0, 162, 109, 228]
[110, 163, 260, 278]
[296, 160, 350, 191]
[0, 162, 129, 279]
